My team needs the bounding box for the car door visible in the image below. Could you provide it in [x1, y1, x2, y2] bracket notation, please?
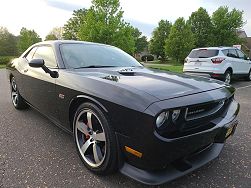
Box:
[23, 45, 59, 120]
[236, 49, 251, 74]
[14, 47, 38, 99]
[227, 49, 240, 74]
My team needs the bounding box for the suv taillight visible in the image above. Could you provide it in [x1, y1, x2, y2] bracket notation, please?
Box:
[211, 57, 225, 64]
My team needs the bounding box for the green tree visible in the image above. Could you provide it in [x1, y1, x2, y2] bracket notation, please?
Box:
[132, 28, 148, 54]
[211, 6, 244, 46]
[49, 27, 63, 40]
[63, 8, 87, 40]
[188, 7, 212, 47]
[17, 27, 41, 54]
[45, 34, 58, 41]
[78, 0, 135, 54]
[136, 36, 148, 53]
[0, 27, 18, 56]
[149, 20, 172, 59]
[165, 18, 195, 63]
[45, 27, 64, 41]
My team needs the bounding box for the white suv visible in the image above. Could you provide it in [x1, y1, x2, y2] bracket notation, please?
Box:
[183, 47, 251, 84]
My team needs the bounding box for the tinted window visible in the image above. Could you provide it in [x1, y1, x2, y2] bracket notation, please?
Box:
[236, 50, 245, 59]
[25, 47, 37, 62]
[222, 49, 229, 56]
[188, 49, 219, 58]
[33, 46, 57, 68]
[60, 43, 142, 68]
[228, 49, 238, 58]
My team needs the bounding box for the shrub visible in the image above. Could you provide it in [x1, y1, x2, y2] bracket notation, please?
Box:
[141, 54, 154, 61]
[0, 56, 16, 64]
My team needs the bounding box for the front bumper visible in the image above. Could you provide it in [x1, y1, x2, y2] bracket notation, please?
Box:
[118, 99, 239, 185]
[121, 143, 223, 185]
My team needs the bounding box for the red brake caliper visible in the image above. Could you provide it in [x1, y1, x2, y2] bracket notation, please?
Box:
[84, 120, 90, 140]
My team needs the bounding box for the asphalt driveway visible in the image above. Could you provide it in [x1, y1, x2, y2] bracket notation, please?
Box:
[0, 69, 250, 187]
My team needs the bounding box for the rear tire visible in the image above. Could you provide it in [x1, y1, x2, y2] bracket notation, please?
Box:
[223, 70, 232, 84]
[10, 77, 28, 110]
[245, 70, 251, 81]
[73, 102, 118, 175]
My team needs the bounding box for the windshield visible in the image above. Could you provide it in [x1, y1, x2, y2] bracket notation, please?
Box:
[60, 43, 142, 68]
[188, 49, 219, 58]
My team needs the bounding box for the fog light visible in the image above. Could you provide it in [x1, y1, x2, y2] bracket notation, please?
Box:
[156, 111, 169, 128]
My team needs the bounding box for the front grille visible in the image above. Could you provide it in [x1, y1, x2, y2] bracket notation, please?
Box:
[185, 100, 225, 121]
[182, 95, 234, 132]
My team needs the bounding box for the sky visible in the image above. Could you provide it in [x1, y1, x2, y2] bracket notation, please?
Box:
[0, 0, 250, 40]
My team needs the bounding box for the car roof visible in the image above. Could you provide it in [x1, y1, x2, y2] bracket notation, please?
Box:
[34, 40, 112, 47]
[20, 40, 116, 59]
[192, 47, 239, 51]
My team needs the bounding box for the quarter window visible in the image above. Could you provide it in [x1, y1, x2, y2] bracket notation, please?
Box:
[33, 46, 57, 68]
[25, 47, 37, 62]
[222, 49, 229, 56]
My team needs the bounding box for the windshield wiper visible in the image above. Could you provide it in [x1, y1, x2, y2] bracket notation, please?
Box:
[75, 65, 116, 69]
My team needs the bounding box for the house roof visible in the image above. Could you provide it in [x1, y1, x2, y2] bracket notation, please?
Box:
[237, 30, 247, 38]
[246, 37, 251, 49]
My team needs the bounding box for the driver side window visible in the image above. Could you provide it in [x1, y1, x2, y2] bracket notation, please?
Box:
[236, 50, 245, 60]
[33, 46, 57, 68]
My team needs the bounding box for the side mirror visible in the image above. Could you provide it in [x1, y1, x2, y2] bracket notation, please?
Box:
[29, 59, 44, 68]
[29, 59, 58, 78]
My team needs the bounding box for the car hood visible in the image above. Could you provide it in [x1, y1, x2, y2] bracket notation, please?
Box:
[72, 67, 226, 101]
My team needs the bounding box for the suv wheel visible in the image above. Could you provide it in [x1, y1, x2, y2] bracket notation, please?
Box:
[224, 71, 232, 84]
[245, 70, 251, 81]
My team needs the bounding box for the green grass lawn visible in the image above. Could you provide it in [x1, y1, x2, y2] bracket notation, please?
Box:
[0, 64, 6, 69]
[145, 64, 183, 73]
[142, 59, 184, 73]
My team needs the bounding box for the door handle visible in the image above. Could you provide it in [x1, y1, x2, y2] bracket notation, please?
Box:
[24, 69, 28, 73]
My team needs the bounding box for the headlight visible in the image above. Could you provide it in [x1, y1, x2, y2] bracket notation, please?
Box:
[156, 111, 169, 128]
[172, 109, 180, 122]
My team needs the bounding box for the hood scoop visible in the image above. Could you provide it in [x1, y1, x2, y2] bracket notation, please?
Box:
[118, 68, 135, 76]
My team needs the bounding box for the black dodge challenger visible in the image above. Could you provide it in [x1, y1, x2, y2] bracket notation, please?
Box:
[6, 41, 240, 185]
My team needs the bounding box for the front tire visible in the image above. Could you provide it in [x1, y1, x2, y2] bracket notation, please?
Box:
[224, 70, 232, 84]
[73, 102, 118, 175]
[245, 70, 251, 81]
[10, 77, 28, 110]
